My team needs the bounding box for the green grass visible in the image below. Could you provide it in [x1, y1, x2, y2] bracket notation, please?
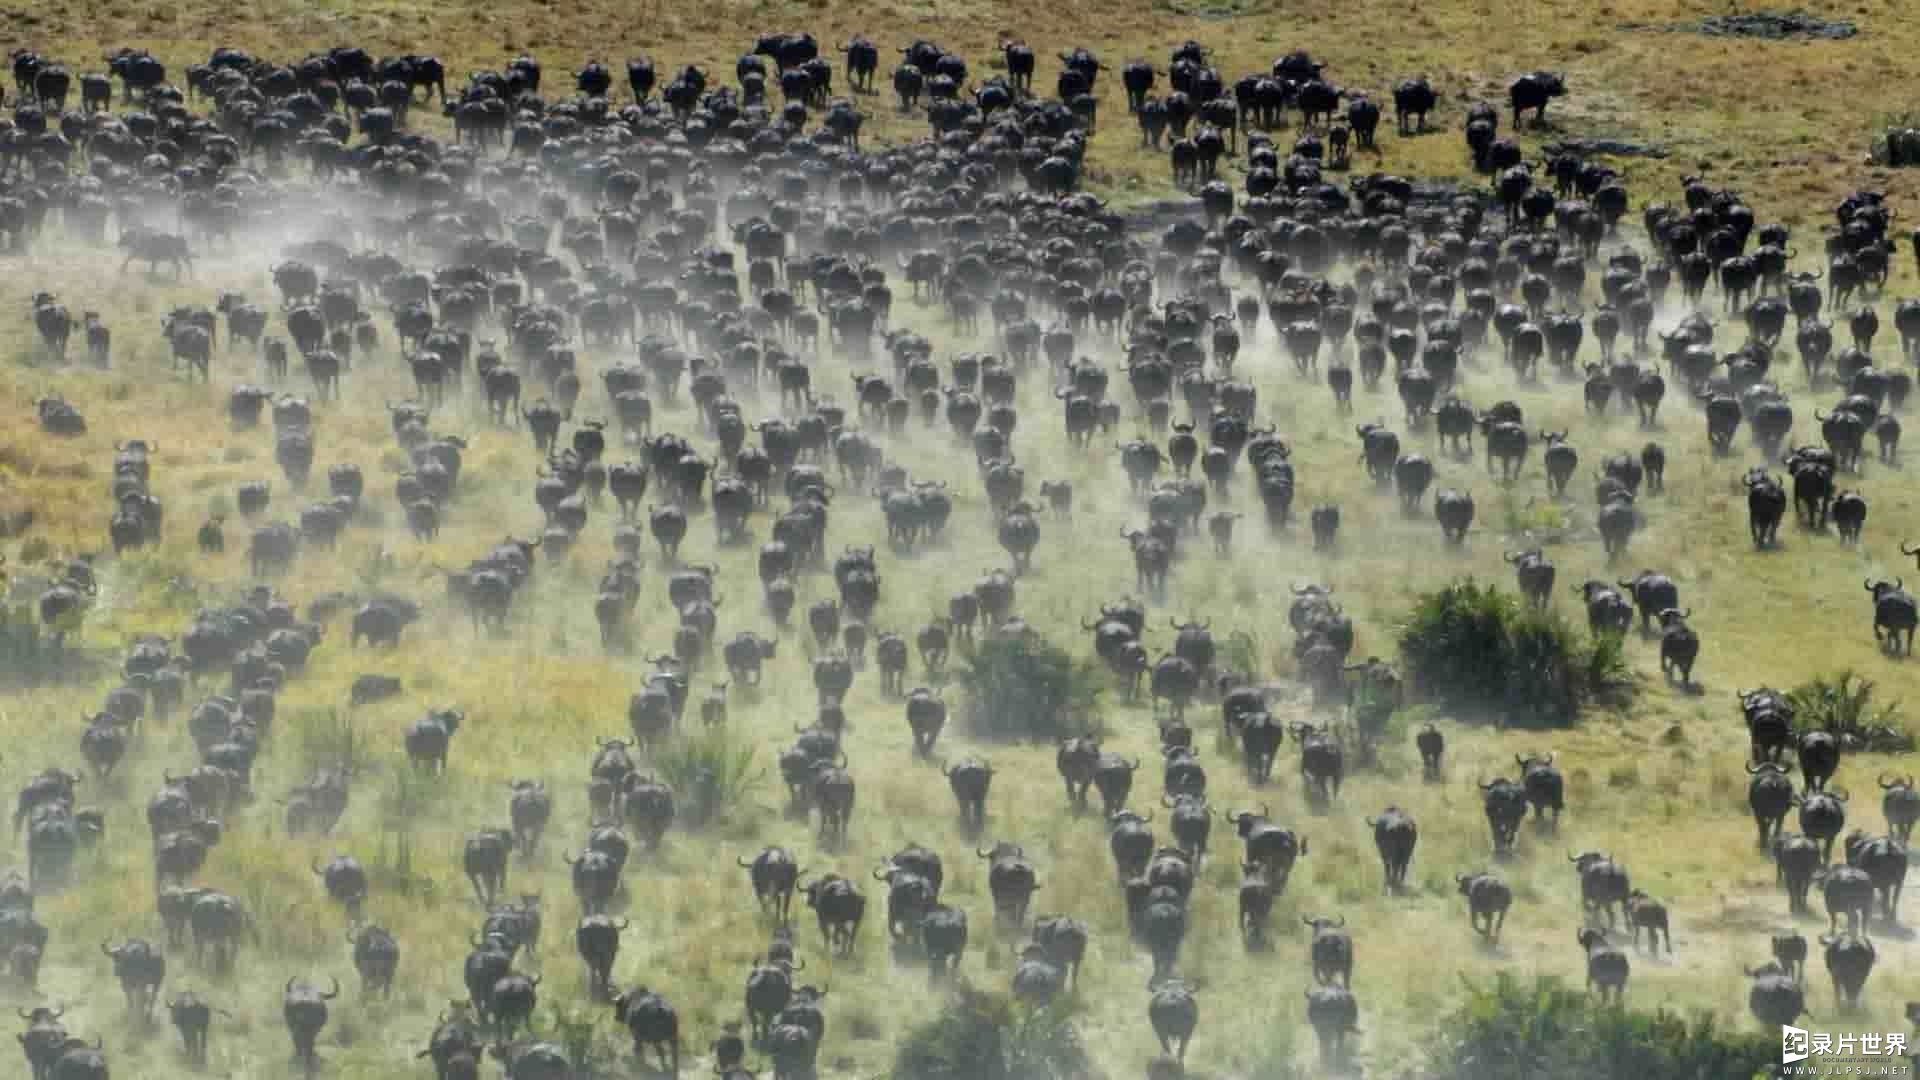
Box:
[1, 2, 1920, 1077]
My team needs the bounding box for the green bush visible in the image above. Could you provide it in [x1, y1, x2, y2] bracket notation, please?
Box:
[1578, 631, 1632, 701]
[653, 727, 766, 826]
[1397, 582, 1627, 728]
[955, 630, 1105, 742]
[1428, 974, 1775, 1080]
[892, 985, 1094, 1080]
[1787, 670, 1912, 752]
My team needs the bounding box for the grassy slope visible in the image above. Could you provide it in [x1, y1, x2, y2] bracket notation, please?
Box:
[1, 1, 1919, 1077]
[12, 0, 1920, 216]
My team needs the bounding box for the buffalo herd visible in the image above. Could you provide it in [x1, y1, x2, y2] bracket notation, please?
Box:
[1, 25, 1918, 1080]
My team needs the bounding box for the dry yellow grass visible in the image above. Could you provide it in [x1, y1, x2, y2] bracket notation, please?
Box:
[0, 2, 1918, 1078]
[12, 0, 1920, 215]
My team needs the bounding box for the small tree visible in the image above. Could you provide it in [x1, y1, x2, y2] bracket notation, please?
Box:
[954, 629, 1105, 742]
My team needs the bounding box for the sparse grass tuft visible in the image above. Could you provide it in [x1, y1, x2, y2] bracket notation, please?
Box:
[653, 727, 767, 826]
[547, 1004, 601, 1073]
[371, 816, 430, 898]
[371, 769, 439, 897]
[380, 764, 439, 821]
[1220, 627, 1264, 677]
[293, 706, 368, 777]
[1244, 1023, 1306, 1080]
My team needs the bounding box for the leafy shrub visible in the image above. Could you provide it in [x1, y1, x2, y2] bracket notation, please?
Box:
[892, 985, 1094, 1080]
[1397, 581, 1627, 728]
[1398, 581, 1513, 712]
[1577, 631, 1632, 702]
[654, 728, 765, 825]
[955, 630, 1105, 742]
[354, 546, 399, 590]
[1428, 974, 1775, 1080]
[1787, 670, 1912, 752]
[1501, 615, 1583, 727]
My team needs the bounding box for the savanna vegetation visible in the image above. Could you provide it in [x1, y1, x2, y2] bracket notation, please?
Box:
[1, 2, 1919, 1079]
